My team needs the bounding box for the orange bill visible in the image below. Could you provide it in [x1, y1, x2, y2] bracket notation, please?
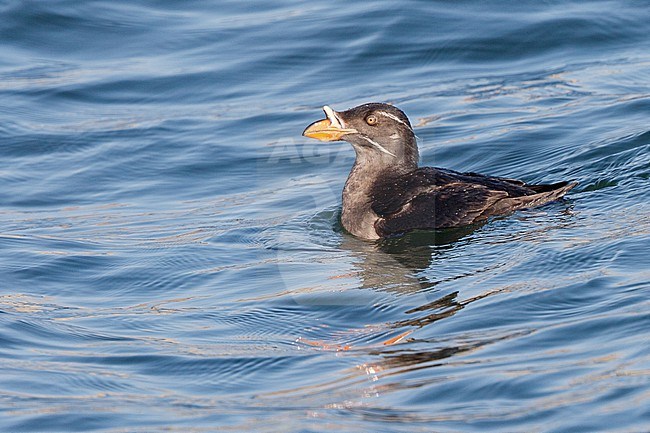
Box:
[302, 106, 357, 141]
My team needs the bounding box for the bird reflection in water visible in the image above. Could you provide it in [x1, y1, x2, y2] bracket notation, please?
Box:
[300, 222, 487, 351]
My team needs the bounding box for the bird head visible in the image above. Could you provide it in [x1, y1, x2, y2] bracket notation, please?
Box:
[303, 103, 419, 170]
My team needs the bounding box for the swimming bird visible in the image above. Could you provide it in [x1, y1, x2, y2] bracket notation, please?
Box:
[302, 103, 577, 240]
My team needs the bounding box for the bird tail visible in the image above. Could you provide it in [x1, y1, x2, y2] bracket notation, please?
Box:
[528, 181, 578, 195]
[485, 181, 578, 217]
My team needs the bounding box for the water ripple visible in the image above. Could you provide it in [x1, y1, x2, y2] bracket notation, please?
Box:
[1, 0, 650, 431]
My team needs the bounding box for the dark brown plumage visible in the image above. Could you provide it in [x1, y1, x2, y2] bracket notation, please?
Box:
[303, 103, 577, 240]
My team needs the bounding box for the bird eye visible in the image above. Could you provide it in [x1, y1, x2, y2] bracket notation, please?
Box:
[366, 115, 378, 125]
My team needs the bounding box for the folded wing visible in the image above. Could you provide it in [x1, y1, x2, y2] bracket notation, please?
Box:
[372, 168, 576, 237]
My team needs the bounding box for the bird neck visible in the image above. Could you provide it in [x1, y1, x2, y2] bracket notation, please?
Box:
[341, 164, 379, 239]
[340, 159, 413, 240]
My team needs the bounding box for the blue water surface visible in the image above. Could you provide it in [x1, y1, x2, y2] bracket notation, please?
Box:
[1, 1, 649, 431]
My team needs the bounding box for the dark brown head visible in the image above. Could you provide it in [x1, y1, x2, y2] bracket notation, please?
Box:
[303, 103, 419, 170]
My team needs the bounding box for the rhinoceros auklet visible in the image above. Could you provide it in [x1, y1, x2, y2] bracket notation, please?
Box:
[302, 103, 577, 240]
